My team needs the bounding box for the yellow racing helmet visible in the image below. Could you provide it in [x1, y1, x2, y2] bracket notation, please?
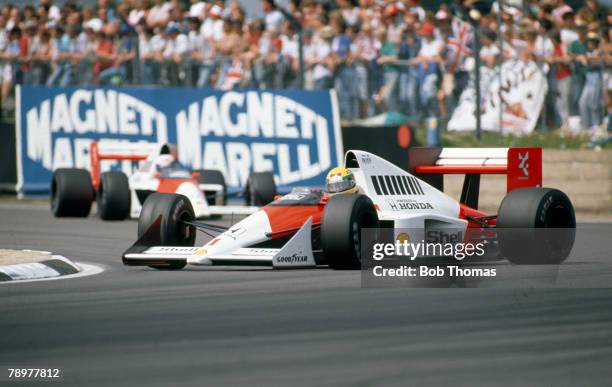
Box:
[326, 167, 358, 194]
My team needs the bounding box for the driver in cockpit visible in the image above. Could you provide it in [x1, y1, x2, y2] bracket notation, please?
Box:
[155, 154, 181, 176]
[325, 167, 362, 195]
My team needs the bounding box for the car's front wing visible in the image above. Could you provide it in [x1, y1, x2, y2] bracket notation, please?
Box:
[122, 217, 316, 269]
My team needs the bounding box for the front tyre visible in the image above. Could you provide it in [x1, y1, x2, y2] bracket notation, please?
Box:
[51, 168, 94, 217]
[138, 193, 196, 270]
[321, 194, 379, 270]
[497, 187, 576, 264]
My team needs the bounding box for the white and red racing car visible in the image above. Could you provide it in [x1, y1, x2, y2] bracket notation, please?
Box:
[51, 141, 277, 220]
[123, 147, 576, 270]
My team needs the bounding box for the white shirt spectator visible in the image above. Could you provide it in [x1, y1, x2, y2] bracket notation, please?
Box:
[128, 8, 145, 26]
[312, 38, 331, 80]
[511, 38, 527, 58]
[48, 4, 61, 22]
[150, 32, 166, 53]
[163, 33, 189, 59]
[189, 1, 206, 18]
[534, 35, 554, 60]
[387, 22, 403, 43]
[419, 38, 444, 58]
[258, 32, 272, 56]
[303, 40, 317, 88]
[77, 32, 91, 54]
[148, 2, 172, 26]
[0, 29, 8, 52]
[502, 41, 518, 60]
[200, 18, 224, 41]
[27, 35, 40, 56]
[187, 30, 199, 51]
[352, 34, 379, 61]
[480, 43, 500, 59]
[264, 9, 284, 32]
[341, 7, 360, 26]
[192, 34, 215, 64]
[408, 5, 426, 22]
[139, 35, 155, 57]
[560, 28, 578, 45]
[281, 34, 299, 59]
[83, 17, 103, 32]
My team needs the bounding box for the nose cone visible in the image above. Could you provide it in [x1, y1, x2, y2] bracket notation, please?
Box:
[188, 210, 272, 264]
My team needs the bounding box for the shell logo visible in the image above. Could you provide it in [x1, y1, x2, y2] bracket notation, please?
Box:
[396, 233, 411, 243]
[194, 248, 208, 256]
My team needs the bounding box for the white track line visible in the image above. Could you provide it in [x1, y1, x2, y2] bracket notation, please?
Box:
[0, 262, 104, 285]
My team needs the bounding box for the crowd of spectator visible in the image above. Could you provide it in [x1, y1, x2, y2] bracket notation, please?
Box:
[0, 0, 610, 133]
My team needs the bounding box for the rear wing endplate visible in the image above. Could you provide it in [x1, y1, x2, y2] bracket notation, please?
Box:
[408, 147, 542, 209]
[90, 141, 165, 191]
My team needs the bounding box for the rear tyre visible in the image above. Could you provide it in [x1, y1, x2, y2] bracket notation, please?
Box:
[321, 194, 379, 270]
[193, 169, 226, 205]
[245, 172, 277, 206]
[497, 187, 576, 264]
[51, 168, 93, 217]
[97, 171, 131, 220]
[138, 193, 196, 270]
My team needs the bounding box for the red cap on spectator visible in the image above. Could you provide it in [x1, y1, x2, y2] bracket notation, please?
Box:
[418, 22, 434, 36]
[273, 37, 283, 49]
[384, 4, 400, 18]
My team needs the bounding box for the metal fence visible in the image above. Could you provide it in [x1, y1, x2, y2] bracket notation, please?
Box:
[2, 52, 611, 132]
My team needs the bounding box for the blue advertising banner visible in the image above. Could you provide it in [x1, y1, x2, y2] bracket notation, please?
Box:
[16, 86, 343, 194]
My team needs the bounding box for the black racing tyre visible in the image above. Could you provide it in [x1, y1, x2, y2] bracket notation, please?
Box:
[321, 194, 379, 270]
[497, 187, 576, 264]
[245, 172, 277, 206]
[138, 193, 196, 270]
[97, 171, 131, 220]
[150, 262, 187, 270]
[50, 168, 94, 217]
[138, 193, 196, 246]
[193, 169, 226, 205]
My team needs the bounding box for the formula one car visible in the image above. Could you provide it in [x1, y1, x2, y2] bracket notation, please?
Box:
[51, 141, 277, 220]
[123, 147, 576, 270]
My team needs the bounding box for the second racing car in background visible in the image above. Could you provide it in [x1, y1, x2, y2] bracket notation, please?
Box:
[50, 141, 277, 220]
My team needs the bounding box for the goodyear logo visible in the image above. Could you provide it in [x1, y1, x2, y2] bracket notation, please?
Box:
[276, 253, 308, 264]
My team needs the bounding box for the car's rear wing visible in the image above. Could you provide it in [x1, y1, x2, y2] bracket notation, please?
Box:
[408, 147, 542, 209]
[90, 141, 166, 191]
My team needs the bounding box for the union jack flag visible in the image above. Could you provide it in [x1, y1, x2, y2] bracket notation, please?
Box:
[220, 58, 243, 90]
[447, 18, 474, 71]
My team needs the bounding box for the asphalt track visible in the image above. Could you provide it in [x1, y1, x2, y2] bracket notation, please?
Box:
[1, 202, 612, 386]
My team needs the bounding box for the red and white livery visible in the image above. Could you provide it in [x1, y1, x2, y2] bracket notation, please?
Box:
[123, 148, 575, 270]
[51, 141, 265, 221]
